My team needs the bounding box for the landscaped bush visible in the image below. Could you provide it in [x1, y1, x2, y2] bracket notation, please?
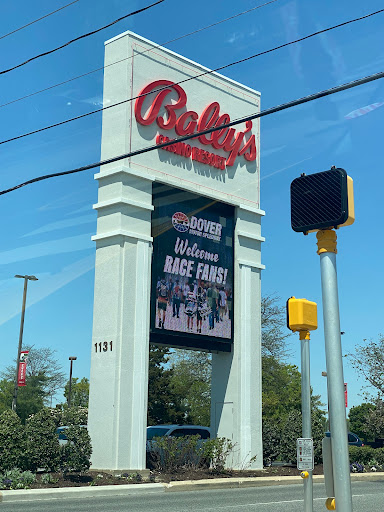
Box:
[147, 435, 234, 473]
[25, 409, 61, 472]
[262, 419, 281, 466]
[374, 448, 384, 465]
[0, 469, 36, 489]
[265, 410, 325, 465]
[60, 425, 92, 473]
[148, 434, 205, 472]
[0, 410, 26, 472]
[202, 437, 234, 473]
[349, 446, 376, 465]
[60, 406, 88, 427]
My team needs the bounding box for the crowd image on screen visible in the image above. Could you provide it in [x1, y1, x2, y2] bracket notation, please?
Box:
[155, 275, 232, 338]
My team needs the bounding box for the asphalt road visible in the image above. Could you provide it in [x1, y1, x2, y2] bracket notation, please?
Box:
[1, 481, 383, 511]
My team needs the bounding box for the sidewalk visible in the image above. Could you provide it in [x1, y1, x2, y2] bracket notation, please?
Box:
[1, 472, 383, 502]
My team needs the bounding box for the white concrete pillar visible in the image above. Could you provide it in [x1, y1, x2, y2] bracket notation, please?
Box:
[211, 206, 265, 470]
[88, 167, 153, 471]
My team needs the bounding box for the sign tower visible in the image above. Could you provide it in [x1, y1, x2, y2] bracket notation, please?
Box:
[88, 31, 264, 472]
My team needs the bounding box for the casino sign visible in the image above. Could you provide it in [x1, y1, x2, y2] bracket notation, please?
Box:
[134, 79, 257, 170]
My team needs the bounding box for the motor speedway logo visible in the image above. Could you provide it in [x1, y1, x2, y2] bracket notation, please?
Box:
[172, 212, 222, 241]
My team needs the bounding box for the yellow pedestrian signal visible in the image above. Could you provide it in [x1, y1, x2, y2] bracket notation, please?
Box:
[286, 297, 318, 332]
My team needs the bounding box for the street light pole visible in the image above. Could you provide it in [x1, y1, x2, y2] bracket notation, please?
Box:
[68, 357, 77, 407]
[12, 274, 38, 412]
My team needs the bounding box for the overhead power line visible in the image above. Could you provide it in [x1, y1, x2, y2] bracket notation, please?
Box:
[1, 69, 383, 197]
[0, 0, 279, 109]
[0, 1, 81, 41]
[0, 0, 165, 76]
[0, 7, 383, 147]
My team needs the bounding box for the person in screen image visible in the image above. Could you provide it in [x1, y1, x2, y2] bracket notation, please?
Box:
[219, 286, 227, 322]
[184, 284, 196, 332]
[226, 288, 233, 322]
[182, 280, 191, 304]
[172, 279, 181, 318]
[207, 282, 219, 331]
[156, 277, 169, 329]
[196, 283, 204, 334]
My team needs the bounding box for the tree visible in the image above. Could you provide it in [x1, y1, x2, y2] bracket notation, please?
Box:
[167, 294, 299, 426]
[2, 346, 66, 404]
[262, 356, 302, 421]
[0, 375, 46, 423]
[348, 335, 384, 397]
[364, 398, 384, 439]
[170, 350, 211, 426]
[261, 294, 291, 360]
[148, 346, 185, 425]
[348, 403, 376, 441]
[63, 377, 89, 408]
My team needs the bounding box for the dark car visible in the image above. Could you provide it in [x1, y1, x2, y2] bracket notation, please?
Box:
[325, 431, 364, 447]
[147, 425, 211, 440]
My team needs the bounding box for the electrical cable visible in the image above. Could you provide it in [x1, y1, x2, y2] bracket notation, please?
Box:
[0, 0, 165, 76]
[1, 7, 382, 147]
[0, 0, 81, 41]
[0, 0, 280, 109]
[1, 69, 382, 197]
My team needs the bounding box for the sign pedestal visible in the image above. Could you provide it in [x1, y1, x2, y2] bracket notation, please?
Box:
[88, 167, 153, 471]
[211, 208, 264, 469]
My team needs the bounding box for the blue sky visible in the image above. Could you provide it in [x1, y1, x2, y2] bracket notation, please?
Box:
[0, 0, 383, 413]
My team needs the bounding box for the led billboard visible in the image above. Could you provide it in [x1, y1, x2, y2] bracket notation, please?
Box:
[150, 183, 234, 351]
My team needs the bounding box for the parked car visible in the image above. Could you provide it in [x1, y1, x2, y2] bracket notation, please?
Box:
[325, 431, 364, 447]
[56, 425, 87, 445]
[147, 424, 211, 440]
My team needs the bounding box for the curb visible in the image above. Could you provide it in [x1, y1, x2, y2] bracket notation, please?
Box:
[0, 483, 165, 502]
[164, 472, 384, 492]
[0, 473, 383, 502]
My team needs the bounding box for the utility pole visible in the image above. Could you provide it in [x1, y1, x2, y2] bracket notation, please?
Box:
[12, 274, 38, 412]
[68, 356, 77, 407]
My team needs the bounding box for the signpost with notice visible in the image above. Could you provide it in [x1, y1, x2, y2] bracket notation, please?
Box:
[297, 438, 314, 471]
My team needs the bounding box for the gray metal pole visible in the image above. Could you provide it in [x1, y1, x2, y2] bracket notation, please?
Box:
[68, 356, 77, 407]
[68, 359, 74, 408]
[301, 332, 313, 512]
[318, 232, 352, 512]
[12, 277, 28, 412]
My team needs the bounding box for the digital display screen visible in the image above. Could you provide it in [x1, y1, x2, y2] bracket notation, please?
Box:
[151, 184, 234, 350]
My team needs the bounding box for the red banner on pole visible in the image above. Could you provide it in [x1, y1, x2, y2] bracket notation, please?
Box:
[17, 350, 29, 387]
[344, 383, 348, 408]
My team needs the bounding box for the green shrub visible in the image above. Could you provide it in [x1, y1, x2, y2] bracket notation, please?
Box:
[60, 425, 92, 473]
[25, 409, 61, 472]
[0, 410, 26, 471]
[60, 406, 88, 427]
[263, 410, 325, 466]
[203, 437, 234, 473]
[262, 419, 281, 466]
[373, 447, 384, 465]
[148, 435, 205, 472]
[349, 446, 375, 465]
[0, 469, 36, 489]
[40, 473, 59, 484]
